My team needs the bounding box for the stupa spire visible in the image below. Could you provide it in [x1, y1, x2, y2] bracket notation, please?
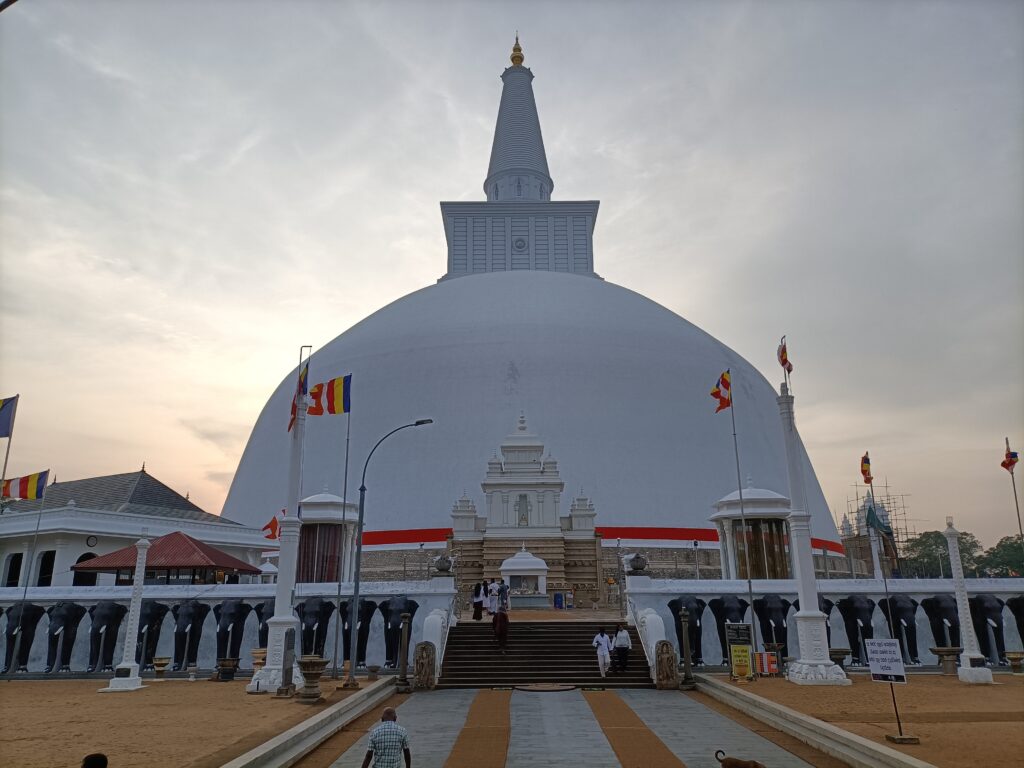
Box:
[484, 35, 553, 202]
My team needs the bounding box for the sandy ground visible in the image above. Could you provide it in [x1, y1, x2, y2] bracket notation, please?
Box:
[0, 678, 357, 768]
[724, 673, 1024, 768]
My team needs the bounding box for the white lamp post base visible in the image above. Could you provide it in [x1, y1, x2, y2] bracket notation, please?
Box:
[100, 662, 146, 692]
[957, 654, 993, 684]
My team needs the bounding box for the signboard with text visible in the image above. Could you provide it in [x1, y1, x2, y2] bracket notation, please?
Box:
[725, 623, 753, 679]
[865, 638, 907, 684]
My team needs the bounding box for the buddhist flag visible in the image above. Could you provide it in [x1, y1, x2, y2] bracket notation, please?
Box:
[287, 361, 310, 432]
[1002, 438, 1019, 473]
[307, 374, 351, 417]
[861, 452, 873, 485]
[2, 470, 50, 500]
[777, 337, 793, 374]
[865, 503, 893, 538]
[0, 395, 17, 438]
[711, 370, 732, 413]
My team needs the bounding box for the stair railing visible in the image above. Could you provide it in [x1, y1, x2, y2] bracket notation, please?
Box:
[627, 597, 666, 684]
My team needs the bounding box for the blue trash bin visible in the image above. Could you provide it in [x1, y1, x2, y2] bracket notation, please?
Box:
[553, 592, 564, 609]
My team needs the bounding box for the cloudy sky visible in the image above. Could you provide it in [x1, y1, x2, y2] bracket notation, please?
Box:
[1, 1, 1021, 546]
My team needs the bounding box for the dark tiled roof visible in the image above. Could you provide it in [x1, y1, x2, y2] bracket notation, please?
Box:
[72, 531, 259, 573]
[5, 470, 238, 525]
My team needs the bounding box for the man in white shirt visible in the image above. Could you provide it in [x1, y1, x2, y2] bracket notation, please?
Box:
[612, 623, 632, 672]
[592, 628, 613, 677]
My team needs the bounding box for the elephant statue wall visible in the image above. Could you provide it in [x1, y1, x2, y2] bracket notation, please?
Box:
[214, 600, 252, 660]
[879, 596, 921, 664]
[339, 599, 378, 666]
[793, 596, 836, 646]
[171, 600, 211, 670]
[295, 597, 335, 658]
[708, 596, 749, 660]
[87, 601, 127, 673]
[836, 595, 876, 665]
[921, 594, 960, 647]
[3, 602, 46, 673]
[254, 599, 274, 648]
[752, 594, 792, 657]
[969, 594, 1008, 665]
[667, 595, 707, 666]
[379, 596, 418, 668]
[136, 601, 170, 670]
[45, 601, 87, 673]
[1006, 596, 1024, 645]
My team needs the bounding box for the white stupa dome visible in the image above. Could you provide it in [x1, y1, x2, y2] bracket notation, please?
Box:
[221, 40, 841, 552]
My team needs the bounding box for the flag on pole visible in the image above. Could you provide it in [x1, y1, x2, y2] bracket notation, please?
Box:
[287, 361, 310, 432]
[861, 452, 873, 484]
[261, 511, 282, 540]
[307, 374, 352, 418]
[865, 503, 893, 538]
[710, 370, 732, 413]
[0, 395, 17, 438]
[1001, 438, 1019, 473]
[777, 337, 793, 374]
[2, 470, 50, 500]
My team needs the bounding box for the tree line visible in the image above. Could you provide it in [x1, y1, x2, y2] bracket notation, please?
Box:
[899, 532, 1023, 579]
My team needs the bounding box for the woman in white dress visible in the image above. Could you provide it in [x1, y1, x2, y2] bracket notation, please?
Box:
[487, 579, 499, 615]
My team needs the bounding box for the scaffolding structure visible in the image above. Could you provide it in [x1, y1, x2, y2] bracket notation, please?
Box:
[839, 480, 920, 577]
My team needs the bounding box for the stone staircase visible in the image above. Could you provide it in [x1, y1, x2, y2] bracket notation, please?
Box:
[437, 620, 653, 689]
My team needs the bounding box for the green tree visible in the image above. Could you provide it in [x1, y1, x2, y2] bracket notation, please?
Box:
[902, 530, 982, 578]
[978, 535, 1024, 577]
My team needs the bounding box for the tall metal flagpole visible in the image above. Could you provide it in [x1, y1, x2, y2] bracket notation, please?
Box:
[331, 408, 352, 679]
[1, 395, 19, 513]
[1005, 438, 1024, 562]
[7, 480, 46, 679]
[726, 370, 761, 659]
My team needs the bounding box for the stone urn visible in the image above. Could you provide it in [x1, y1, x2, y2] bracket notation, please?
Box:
[251, 648, 267, 672]
[828, 648, 851, 669]
[296, 655, 330, 703]
[367, 664, 381, 682]
[930, 646, 963, 676]
[152, 657, 171, 680]
[433, 554, 453, 573]
[217, 657, 240, 682]
[627, 553, 648, 574]
[1005, 651, 1024, 674]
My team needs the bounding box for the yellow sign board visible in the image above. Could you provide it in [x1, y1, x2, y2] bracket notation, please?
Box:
[730, 644, 752, 679]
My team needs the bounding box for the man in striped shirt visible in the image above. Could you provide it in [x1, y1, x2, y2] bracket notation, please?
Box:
[361, 708, 411, 768]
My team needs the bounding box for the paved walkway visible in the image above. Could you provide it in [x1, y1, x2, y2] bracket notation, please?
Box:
[327, 688, 814, 768]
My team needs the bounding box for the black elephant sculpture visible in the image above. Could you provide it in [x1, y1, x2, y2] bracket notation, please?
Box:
[708, 595, 750, 660]
[969, 594, 1008, 665]
[879, 595, 921, 664]
[46, 601, 87, 673]
[667, 595, 707, 666]
[254, 599, 275, 648]
[340, 599, 378, 666]
[752, 594, 792, 658]
[295, 597, 335, 658]
[213, 600, 252, 660]
[793, 596, 836, 646]
[3, 602, 46, 673]
[171, 600, 211, 671]
[1006, 596, 1024, 646]
[921, 594, 960, 647]
[379, 596, 418, 668]
[136, 601, 170, 670]
[87, 601, 127, 673]
[836, 595, 876, 665]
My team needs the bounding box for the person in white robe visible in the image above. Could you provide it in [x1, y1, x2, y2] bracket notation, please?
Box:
[487, 579, 499, 615]
[592, 628, 613, 678]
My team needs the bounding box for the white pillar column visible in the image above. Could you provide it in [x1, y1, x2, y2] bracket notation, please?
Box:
[944, 519, 992, 683]
[101, 537, 150, 692]
[777, 383, 849, 685]
[50, 537, 73, 587]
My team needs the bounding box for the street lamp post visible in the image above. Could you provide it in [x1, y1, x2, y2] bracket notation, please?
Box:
[341, 419, 433, 689]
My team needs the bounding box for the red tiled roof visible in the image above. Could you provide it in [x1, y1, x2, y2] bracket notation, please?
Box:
[72, 531, 259, 574]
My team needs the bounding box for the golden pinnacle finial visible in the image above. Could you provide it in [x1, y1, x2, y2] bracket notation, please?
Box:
[510, 33, 524, 66]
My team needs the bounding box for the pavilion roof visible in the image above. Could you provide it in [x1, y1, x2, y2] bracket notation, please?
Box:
[72, 531, 259, 574]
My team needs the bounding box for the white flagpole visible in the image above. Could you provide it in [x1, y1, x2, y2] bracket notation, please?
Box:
[331, 405, 353, 679]
[1, 396, 19, 513]
[725, 370, 761, 661]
